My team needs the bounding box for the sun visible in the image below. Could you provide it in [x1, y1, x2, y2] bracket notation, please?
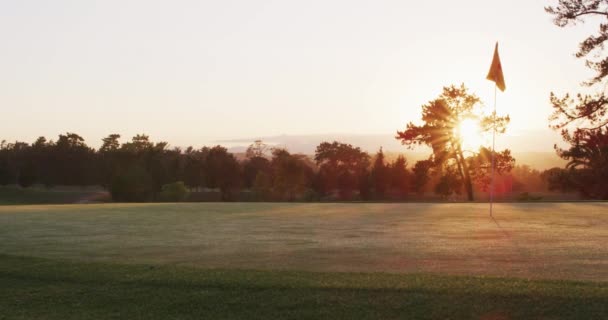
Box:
[455, 118, 486, 151]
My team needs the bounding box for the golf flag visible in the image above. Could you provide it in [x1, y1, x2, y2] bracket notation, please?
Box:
[487, 42, 506, 91]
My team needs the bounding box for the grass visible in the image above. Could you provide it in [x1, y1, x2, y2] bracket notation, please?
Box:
[1, 254, 607, 319]
[1, 202, 607, 281]
[1, 202, 606, 318]
[0, 186, 108, 205]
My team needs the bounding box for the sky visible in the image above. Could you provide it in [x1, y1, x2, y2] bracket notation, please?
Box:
[0, 0, 600, 151]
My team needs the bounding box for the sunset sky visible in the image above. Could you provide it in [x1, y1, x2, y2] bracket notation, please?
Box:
[0, 1, 598, 151]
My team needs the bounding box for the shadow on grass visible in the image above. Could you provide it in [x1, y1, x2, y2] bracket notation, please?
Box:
[1, 254, 606, 320]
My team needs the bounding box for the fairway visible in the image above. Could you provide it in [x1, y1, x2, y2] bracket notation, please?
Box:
[0, 202, 606, 281]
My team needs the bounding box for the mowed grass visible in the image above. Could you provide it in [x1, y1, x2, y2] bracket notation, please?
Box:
[1, 202, 607, 319]
[0, 202, 607, 281]
[0, 186, 108, 205]
[1, 254, 607, 319]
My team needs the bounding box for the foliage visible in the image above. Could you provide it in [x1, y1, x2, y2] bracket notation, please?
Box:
[434, 167, 461, 199]
[269, 149, 314, 201]
[110, 165, 154, 202]
[245, 140, 269, 159]
[510, 165, 546, 192]
[0, 132, 548, 202]
[181, 146, 209, 191]
[159, 181, 190, 202]
[546, 128, 608, 198]
[517, 192, 543, 202]
[396, 84, 512, 201]
[243, 156, 271, 189]
[390, 155, 410, 199]
[206, 146, 242, 201]
[314, 141, 370, 200]
[546, 1, 608, 198]
[546, 1, 608, 130]
[412, 160, 433, 195]
[371, 148, 390, 198]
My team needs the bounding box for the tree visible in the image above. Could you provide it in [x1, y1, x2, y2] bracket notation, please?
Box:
[182, 147, 208, 191]
[434, 167, 461, 199]
[121, 134, 153, 153]
[0, 141, 16, 185]
[546, 2, 608, 198]
[371, 147, 390, 199]
[159, 181, 190, 202]
[396, 84, 511, 201]
[269, 148, 313, 201]
[314, 141, 370, 200]
[554, 128, 608, 198]
[542, 167, 578, 194]
[510, 165, 546, 193]
[390, 155, 410, 199]
[205, 146, 241, 201]
[110, 164, 154, 202]
[546, 1, 608, 131]
[412, 160, 432, 195]
[51, 133, 97, 186]
[243, 140, 271, 189]
[467, 147, 515, 192]
[243, 156, 271, 189]
[100, 134, 121, 152]
[245, 140, 269, 159]
[98, 134, 122, 188]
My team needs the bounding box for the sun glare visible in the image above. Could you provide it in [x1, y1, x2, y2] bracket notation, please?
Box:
[455, 118, 485, 151]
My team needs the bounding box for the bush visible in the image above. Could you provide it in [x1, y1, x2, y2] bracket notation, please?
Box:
[110, 166, 153, 202]
[517, 192, 543, 202]
[159, 181, 189, 202]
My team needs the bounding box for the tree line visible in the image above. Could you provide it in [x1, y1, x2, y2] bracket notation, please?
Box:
[0, 131, 559, 202]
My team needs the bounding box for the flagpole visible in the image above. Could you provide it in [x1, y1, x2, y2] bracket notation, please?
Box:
[490, 84, 496, 217]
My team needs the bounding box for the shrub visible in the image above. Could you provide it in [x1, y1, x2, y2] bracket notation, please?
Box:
[110, 166, 153, 202]
[159, 181, 189, 202]
[517, 192, 543, 202]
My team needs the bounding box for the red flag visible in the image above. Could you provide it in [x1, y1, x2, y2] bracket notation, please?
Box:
[487, 42, 506, 91]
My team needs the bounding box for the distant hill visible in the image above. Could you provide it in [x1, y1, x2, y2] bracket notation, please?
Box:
[220, 132, 567, 170]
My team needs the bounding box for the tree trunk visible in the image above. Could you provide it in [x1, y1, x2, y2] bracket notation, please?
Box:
[456, 149, 474, 201]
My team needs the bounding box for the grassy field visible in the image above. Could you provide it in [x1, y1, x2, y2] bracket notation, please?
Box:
[0, 186, 109, 205]
[1, 254, 607, 320]
[0, 202, 606, 281]
[1, 202, 607, 319]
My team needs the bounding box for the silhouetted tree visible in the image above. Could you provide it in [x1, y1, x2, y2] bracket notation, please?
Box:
[110, 164, 154, 202]
[396, 84, 511, 201]
[314, 141, 370, 200]
[245, 140, 269, 159]
[390, 155, 410, 199]
[205, 145, 241, 201]
[553, 128, 608, 198]
[510, 165, 546, 193]
[546, 1, 608, 131]
[0, 140, 16, 185]
[243, 141, 271, 189]
[434, 167, 461, 199]
[412, 160, 432, 195]
[50, 133, 97, 186]
[546, 2, 608, 198]
[100, 134, 121, 152]
[98, 134, 122, 188]
[468, 147, 515, 192]
[269, 148, 313, 201]
[182, 146, 208, 191]
[371, 147, 390, 199]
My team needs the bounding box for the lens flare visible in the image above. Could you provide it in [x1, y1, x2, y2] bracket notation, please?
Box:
[455, 118, 485, 151]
